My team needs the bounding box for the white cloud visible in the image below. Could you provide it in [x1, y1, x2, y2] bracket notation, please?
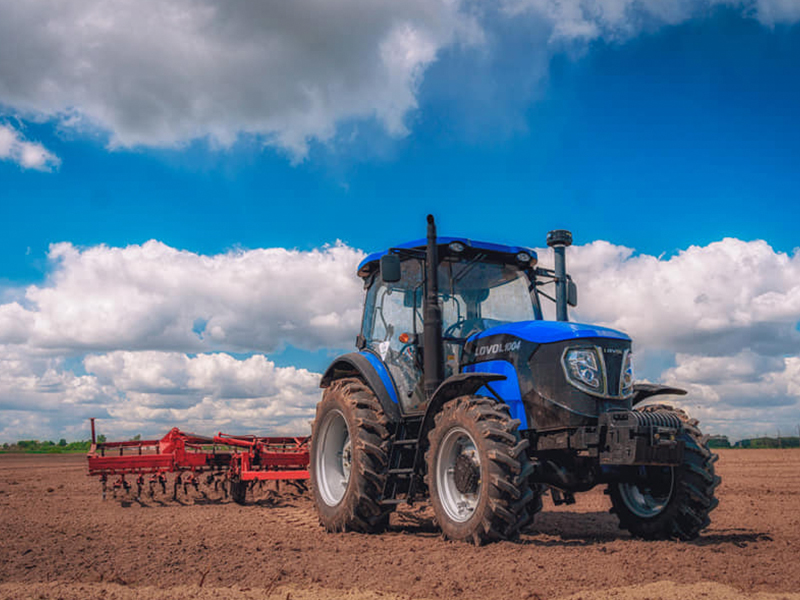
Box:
[0, 123, 60, 171]
[0, 239, 360, 442]
[1, 237, 799, 443]
[501, 0, 800, 42]
[0, 0, 478, 158]
[0, 348, 319, 442]
[566, 238, 800, 357]
[3, 1, 798, 158]
[0, 240, 365, 354]
[88, 351, 320, 436]
[659, 354, 800, 440]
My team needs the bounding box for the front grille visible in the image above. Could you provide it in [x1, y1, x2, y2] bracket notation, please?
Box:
[602, 348, 624, 398]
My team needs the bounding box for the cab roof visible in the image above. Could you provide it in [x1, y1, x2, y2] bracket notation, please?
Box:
[357, 237, 538, 279]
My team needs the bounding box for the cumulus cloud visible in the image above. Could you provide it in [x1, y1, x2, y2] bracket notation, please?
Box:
[0, 0, 478, 158]
[0, 348, 319, 442]
[1, 237, 799, 442]
[567, 238, 800, 357]
[0, 239, 361, 442]
[87, 351, 320, 435]
[0, 240, 365, 354]
[0, 123, 60, 171]
[501, 0, 800, 42]
[2, 1, 798, 158]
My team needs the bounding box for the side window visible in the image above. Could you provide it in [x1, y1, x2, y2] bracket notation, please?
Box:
[368, 286, 413, 352]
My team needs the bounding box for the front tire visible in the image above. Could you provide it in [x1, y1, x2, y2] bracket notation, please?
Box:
[608, 404, 721, 540]
[310, 378, 393, 533]
[425, 396, 535, 545]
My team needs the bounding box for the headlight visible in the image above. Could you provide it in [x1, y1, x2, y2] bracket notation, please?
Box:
[563, 348, 603, 392]
[448, 241, 466, 253]
[621, 351, 634, 396]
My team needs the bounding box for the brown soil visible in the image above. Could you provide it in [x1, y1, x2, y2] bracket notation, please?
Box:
[0, 449, 798, 600]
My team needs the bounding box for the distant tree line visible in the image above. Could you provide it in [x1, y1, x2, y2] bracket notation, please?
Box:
[1, 435, 109, 454]
[733, 436, 800, 449]
[706, 435, 800, 449]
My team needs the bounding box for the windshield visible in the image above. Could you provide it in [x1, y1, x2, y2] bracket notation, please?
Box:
[440, 259, 535, 331]
[362, 257, 536, 343]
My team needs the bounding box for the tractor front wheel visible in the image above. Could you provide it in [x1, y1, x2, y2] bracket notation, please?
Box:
[425, 395, 535, 545]
[608, 404, 720, 540]
[310, 377, 393, 533]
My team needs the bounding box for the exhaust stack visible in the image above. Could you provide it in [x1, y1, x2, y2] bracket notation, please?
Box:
[546, 229, 573, 322]
[423, 214, 444, 400]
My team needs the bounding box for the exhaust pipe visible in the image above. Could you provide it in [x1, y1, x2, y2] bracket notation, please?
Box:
[424, 214, 444, 400]
[547, 229, 573, 322]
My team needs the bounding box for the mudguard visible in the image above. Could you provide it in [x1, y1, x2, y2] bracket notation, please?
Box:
[320, 352, 401, 421]
[419, 373, 508, 444]
[631, 383, 687, 406]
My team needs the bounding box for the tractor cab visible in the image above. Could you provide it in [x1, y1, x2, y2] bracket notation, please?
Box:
[356, 238, 542, 412]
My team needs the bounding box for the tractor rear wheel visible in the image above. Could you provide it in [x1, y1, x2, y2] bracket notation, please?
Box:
[425, 395, 536, 545]
[310, 377, 393, 533]
[608, 404, 720, 540]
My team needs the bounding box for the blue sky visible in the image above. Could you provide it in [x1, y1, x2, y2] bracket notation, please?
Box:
[1, 1, 799, 442]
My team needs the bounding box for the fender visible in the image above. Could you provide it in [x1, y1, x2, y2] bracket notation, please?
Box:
[419, 373, 507, 447]
[320, 352, 401, 421]
[631, 383, 687, 406]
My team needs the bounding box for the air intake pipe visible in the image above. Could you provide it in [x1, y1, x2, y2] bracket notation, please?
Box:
[546, 229, 573, 322]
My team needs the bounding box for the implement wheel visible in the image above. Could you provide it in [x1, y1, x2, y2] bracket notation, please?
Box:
[425, 396, 535, 545]
[608, 404, 721, 540]
[310, 377, 393, 532]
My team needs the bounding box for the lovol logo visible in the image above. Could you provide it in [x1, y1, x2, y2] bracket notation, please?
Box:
[604, 348, 624, 355]
[475, 340, 522, 358]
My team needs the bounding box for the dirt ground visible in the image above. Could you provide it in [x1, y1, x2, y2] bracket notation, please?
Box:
[0, 449, 798, 600]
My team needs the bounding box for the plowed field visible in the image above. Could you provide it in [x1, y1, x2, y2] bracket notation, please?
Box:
[1, 449, 798, 599]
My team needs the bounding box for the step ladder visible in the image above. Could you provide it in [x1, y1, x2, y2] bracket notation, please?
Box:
[380, 413, 424, 506]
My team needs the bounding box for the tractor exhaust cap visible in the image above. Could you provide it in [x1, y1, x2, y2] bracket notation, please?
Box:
[547, 229, 573, 322]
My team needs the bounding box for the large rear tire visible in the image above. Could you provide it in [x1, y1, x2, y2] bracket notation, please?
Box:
[310, 378, 393, 533]
[608, 404, 720, 540]
[425, 396, 536, 545]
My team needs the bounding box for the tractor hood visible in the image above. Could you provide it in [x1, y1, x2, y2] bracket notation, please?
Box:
[463, 320, 633, 431]
[467, 320, 630, 345]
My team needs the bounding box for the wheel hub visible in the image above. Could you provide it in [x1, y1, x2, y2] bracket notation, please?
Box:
[436, 426, 482, 523]
[618, 466, 674, 518]
[453, 453, 479, 494]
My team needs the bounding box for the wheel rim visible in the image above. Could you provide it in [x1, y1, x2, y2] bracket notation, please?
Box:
[315, 409, 352, 507]
[618, 466, 675, 518]
[436, 426, 481, 523]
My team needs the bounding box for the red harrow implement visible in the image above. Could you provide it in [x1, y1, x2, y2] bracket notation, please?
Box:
[86, 419, 310, 503]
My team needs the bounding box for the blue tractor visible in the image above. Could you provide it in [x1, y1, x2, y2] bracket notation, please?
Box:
[310, 216, 720, 544]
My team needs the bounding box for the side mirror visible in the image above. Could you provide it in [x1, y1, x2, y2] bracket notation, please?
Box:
[380, 254, 401, 283]
[567, 279, 578, 307]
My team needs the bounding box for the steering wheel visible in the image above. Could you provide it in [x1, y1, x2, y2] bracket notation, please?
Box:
[444, 318, 483, 340]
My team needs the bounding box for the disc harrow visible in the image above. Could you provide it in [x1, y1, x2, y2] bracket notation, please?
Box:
[86, 419, 309, 503]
